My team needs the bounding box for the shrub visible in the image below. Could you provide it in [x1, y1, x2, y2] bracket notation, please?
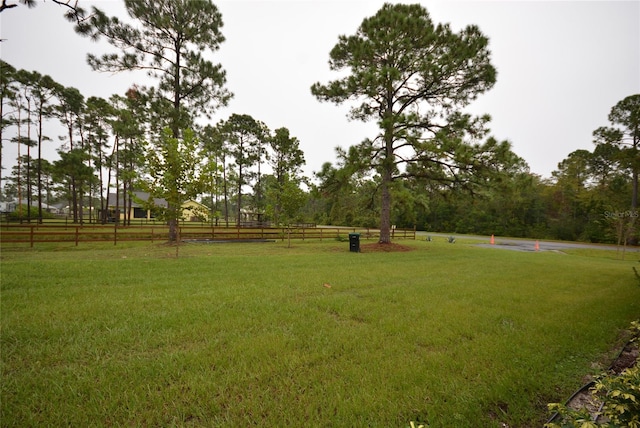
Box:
[593, 364, 640, 427]
[545, 321, 640, 428]
[7, 205, 55, 221]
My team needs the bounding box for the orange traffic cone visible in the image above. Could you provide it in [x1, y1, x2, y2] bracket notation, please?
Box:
[534, 240, 540, 251]
[490, 234, 495, 245]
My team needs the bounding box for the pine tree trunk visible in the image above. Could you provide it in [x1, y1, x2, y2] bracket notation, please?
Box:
[223, 157, 229, 226]
[379, 100, 394, 245]
[379, 173, 392, 244]
[237, 163, 243, 227]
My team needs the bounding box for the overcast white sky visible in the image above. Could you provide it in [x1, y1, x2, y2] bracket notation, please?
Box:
[1, 0, 638, 182]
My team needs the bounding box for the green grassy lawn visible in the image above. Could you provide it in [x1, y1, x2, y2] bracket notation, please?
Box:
[1, 240, 639, 427]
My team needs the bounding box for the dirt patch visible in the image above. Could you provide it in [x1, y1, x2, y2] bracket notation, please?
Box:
[360, 242, 414, 252]
[609, 341, 639, 374]
[565, 382, 601, 414]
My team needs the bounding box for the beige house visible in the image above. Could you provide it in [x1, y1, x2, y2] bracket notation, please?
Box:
[105, 191, 210, 222]
[180, 200, 210, 222]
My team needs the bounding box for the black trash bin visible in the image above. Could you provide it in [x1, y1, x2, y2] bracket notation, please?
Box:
[349, 233, 360, 252]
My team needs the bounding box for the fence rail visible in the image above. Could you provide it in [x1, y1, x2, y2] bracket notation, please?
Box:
[0, 224, 416, 247]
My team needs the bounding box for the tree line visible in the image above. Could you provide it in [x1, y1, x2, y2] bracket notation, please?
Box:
[0, 63, 307, 228]
[1, 1, 637, 245]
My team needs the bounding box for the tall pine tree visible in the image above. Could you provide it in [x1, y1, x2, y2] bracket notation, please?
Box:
[312, 3, 501, 244]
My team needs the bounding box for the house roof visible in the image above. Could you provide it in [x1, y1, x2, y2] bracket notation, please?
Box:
[106, 191, 168, 208]
[182, 199, 209, 209]
[1, 200, 60, 209]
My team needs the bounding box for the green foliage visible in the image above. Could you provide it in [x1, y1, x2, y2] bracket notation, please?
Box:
[77, 0, 232, 135]
[7, 205, 55, 220]
[198, 123, 229, 221]
[545, 320, 640, 428]
[53, 149, 93, 185]
[594, 365, 640, 427]
[546, 366, 640, 428]
[545, 403, 599, 428]
[593, 93, 640, 221]
[139, 128, 205, 240]
[265, 127, 306, 225]
[219, 113, 268, 223]
[265, 175, 306, 226]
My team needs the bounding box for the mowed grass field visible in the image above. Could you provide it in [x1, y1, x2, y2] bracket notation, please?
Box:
[1, 239, 639, 427]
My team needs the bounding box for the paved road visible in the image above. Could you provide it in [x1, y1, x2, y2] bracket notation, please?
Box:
[418, 232, 639, 253]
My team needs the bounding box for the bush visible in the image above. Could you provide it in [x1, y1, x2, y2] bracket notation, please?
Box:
[7, 205, 55, 221]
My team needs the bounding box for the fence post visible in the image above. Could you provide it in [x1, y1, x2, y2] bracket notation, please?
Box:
[30, 224, 34, 248]
[75, 226, 79, 246]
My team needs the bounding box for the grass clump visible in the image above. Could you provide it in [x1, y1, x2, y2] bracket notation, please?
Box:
[1, 240, 639, 427]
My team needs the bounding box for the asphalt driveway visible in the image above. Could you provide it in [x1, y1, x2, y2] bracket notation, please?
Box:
[420, 232, 639, 253]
